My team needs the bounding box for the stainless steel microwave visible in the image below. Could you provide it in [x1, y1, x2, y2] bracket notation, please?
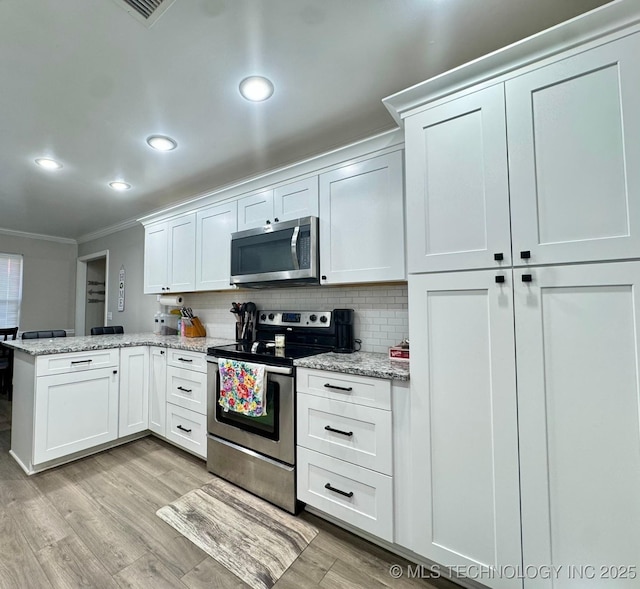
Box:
[230, 216, 319, 287]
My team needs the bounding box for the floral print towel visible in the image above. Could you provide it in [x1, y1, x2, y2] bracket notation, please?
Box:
[218, 358, 267, 417]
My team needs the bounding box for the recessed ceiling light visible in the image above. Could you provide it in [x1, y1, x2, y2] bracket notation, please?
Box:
[109, 181, 131, 191]
[239, 76, 275, 102]
[146, 135, 177, 151]
[35, 158, 62, 170]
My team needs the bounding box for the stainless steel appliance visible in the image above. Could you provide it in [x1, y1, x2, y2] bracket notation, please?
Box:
[206, 309, 353, 513]
[230, 216, 319, 288]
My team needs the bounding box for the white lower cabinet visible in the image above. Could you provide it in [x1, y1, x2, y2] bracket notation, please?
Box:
[408, 271, 522, 589]
[409, 262, 640, 589]
[514, 262, 640, 588]
[164, 350, 207, 459]
[34, 366, 119, 464]
[296, 367, 394, 542]
[149, 347, 167, 436]
[119, 347, 149, 437]
[165, 403, 207, 458]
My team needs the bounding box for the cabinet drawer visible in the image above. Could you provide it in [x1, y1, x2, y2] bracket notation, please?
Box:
[166, 349, 207, 373]
[297, 446, 393, 542]
[297, 368, 391, 410]
[297, 393, 392, 475]
[36, 349, 119, 377]
[166, 366, 207, 415]
[165, 403, 207, 459]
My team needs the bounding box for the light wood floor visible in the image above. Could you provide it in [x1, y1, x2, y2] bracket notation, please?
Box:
[0, 395, 455, 589]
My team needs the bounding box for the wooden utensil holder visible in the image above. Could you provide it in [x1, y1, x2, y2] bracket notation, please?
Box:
[184, 316, 206, 338]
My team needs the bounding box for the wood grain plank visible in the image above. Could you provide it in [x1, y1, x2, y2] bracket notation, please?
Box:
[31, 469, 148, 575]
[0, 509, 53, 589]
[114, 552, 189, 589]
[180, 558, 249, 589]
[36, 534, 119, 589]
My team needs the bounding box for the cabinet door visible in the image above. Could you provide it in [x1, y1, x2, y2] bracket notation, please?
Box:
[507, 34, 640, 267]
[405, 84, 511, 273]
[273, 177, 319, 222]
[237, 189, 274, 231]
[34, 368, 119, 464]
[514, 263, 640, 588]
[408, 271, 521, 589]
[195, 201, 237, 291]
[319, 151, 405, 284]
[119, 347, 149, 437]
[167, 214, 196, 292]
[149, 347, 167, 436]
[143, 222, 168, 294]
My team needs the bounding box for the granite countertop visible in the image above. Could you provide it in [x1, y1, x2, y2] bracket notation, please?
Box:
[294, 351, 410, 381]
[2, 333, 235, 356]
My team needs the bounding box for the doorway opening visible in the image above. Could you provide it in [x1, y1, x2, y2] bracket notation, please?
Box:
[75, 251, 109, 336]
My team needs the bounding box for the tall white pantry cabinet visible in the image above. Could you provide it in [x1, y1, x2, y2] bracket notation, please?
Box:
[391, 7, 640, 589]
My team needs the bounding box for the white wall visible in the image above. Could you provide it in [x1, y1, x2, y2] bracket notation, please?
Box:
[78, 224, 156, 333]
[0, 232, 77, 332]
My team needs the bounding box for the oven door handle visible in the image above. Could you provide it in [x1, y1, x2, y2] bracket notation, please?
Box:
[207, 357, 293, 376]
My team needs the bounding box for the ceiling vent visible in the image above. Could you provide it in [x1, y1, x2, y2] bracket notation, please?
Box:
[113, 0, 177, 28]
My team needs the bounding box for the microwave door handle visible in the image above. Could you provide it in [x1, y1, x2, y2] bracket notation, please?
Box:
[290, 226, 300, 270]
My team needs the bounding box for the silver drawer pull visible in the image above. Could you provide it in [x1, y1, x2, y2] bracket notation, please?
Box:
[324, 383, 353, 392]
[71, 359, 93, 365]
[324, 425, 353, 437]
[178, 357, 193, 363]
[177, 386, 193, 393]
[324, 483, 354, 498]
[176, 424, 192, 433]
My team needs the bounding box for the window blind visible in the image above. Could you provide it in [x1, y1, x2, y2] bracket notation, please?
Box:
[0, 253, 23, 328]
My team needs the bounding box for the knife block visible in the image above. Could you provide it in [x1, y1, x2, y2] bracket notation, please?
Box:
[184, 316, 206, 338]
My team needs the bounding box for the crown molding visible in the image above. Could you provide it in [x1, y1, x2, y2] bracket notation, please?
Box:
[0, 227, 77, 245]
[383, 0, 640, 124]
[75, 218, 140, 244]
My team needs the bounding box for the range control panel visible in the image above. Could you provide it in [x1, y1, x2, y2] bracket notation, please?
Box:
[257, 310, 332, 328]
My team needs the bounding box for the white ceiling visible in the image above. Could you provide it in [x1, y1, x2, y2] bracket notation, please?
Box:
[0, 0, 612, 240]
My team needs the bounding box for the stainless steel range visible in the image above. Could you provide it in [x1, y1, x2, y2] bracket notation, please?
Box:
[206, 309, 354, 513]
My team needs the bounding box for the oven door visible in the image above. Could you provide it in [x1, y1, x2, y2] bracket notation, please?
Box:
[206, 358, 295, 465]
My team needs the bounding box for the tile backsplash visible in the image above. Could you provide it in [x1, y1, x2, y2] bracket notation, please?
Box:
[181, 283, 408, 354]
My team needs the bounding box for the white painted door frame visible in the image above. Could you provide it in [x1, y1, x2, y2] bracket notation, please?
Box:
[75, 250, 109, 336]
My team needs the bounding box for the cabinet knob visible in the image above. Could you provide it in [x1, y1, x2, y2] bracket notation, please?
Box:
[522, 274, 533, 283]
[494, 252, 504, 261]
[113, 370, 118, 374]
[266, 220, 271, 225]
[495, 275, 505, 284]
[274, 217, 279, 223]
[160, 350, 165, 354]
[520, 250, 531, 259]
[321, 275, 327, 281]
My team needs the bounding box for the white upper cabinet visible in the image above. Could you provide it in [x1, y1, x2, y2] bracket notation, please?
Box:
[507, 34, 640, 267]
[319, 151, 405, 285]
[144, 213, 196, 294]
[405, 84, 511, 273]
[143, 222, 169, 294]
[237, 177, 319, 231]
[403, 32, 640, 273]
[237, 189, 274, 231]
[273, 177, 319, 222]
[195, 200, 238, 291]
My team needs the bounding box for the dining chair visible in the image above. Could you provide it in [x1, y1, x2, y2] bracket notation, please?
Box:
[21, 330, 67, 339]
[90, 326, 124, 335]
[0, 327, 19, 400]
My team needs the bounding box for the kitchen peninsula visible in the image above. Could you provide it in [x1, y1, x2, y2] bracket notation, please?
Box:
[2, 334, 409, 476]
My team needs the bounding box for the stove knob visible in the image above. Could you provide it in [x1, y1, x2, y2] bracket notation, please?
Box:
[260, 314, 266, 321]
[309, 314, 317, 322]
[268, 313, 275, 320]
[319, 315, 328, 323]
